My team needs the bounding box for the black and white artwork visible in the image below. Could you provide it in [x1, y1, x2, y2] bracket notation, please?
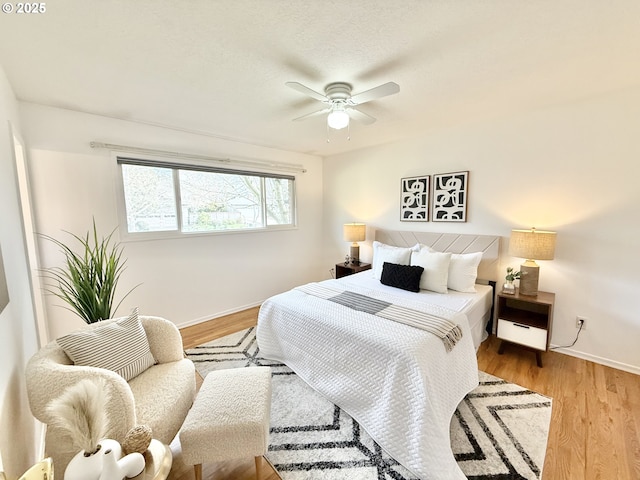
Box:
[432, 171, 469, 222]
[400, 176, 429, 221]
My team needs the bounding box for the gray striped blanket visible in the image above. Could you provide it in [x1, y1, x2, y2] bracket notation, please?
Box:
[296, 283, 463, 352]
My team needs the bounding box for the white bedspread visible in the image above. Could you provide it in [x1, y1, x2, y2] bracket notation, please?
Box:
[256, 275, 479, 479]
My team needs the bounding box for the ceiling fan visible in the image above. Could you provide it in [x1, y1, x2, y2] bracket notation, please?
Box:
[286, 81, 400, 130]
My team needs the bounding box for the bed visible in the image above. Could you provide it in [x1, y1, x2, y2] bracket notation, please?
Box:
[257, 230, 500, 479]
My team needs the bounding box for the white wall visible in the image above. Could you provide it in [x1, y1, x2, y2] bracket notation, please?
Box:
[19, 103, 324, 339]
[0, 67, 41, 477]
[323, 86, 640, 374]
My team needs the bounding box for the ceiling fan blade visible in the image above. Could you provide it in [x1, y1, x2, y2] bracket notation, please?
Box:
[292, 107, 331, 122]
[347, 107, 377, 125]
[285, 82, 328, 102]
[350, 82, 400, 105]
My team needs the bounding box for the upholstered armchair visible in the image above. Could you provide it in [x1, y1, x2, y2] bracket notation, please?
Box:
[25, 315, 196, 473]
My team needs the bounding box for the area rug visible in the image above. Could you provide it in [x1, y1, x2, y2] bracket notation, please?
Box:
[185, 327, 552, 480]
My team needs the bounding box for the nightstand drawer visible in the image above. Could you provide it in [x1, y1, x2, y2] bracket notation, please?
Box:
[497, 319, 547, 351]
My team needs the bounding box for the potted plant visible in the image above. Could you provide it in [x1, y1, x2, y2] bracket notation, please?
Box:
[41, 220, 139, 324]
[503, 267, 521, 294]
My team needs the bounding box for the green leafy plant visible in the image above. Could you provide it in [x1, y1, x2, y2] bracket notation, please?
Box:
[505, 267, 521, 282]
[41, 221, 139, 324]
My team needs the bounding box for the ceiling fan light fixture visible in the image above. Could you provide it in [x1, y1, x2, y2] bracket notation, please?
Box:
[327, 109, 350, 130]
[287, 80, 400, 133]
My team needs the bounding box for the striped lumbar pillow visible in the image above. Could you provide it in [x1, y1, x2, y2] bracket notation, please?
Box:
[57, 307, 156, 381]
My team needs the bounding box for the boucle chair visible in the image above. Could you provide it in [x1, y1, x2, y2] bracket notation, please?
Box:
[25, 315, 196, 473]
[179, 366, 272, 480]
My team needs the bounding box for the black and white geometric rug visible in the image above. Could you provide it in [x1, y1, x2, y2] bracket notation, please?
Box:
[185, 327, 552, 480]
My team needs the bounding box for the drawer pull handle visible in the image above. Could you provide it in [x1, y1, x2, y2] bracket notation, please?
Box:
[513, 323, 530, 329]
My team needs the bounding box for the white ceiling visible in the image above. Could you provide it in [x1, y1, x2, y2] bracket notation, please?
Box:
[1, 0, 639, 157]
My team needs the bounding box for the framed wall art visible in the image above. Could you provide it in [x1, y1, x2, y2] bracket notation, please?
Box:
[400, 175, 430, 222]
[432, 171, 469, 222]
[0, 243, 9, 315]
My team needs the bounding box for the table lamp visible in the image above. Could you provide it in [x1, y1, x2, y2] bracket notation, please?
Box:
[508, 227, 556, 296]
[343, 223, 366, 265]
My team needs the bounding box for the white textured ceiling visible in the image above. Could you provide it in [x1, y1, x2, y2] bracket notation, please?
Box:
[1, 1, 639, 156]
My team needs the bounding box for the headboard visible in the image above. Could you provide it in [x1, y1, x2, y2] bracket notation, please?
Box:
[375, 229, 501, 282]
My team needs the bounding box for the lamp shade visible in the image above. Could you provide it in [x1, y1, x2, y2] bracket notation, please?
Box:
[343, 223, 366, 243]
[509, 228, 556, 260]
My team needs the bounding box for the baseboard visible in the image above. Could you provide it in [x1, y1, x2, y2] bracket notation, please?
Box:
[177, 301, 263, 329]
[550, 344, 640, 375]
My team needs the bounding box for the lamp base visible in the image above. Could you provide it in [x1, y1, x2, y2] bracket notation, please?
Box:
[349, 244, 360, 265]
[519, 262, 540, 296]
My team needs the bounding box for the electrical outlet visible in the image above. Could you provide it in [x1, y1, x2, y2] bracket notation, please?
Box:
[576, 316, 588, 329]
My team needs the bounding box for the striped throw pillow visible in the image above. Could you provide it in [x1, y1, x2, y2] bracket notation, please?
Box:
[57, 308, 156, 381]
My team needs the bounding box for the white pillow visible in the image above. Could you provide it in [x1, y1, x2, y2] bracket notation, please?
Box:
[56, 307, 156, 381]
[448, 252, 483, 292]
[372, 241, 413, 280]
[410, 249, 451, 293]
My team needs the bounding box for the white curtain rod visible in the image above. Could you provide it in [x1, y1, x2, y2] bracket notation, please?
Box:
[89, 141, 307, 174]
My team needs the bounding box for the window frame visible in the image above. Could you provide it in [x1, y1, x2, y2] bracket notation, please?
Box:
[114, 154, 297, 241]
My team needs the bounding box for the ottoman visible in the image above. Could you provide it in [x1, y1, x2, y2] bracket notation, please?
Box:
[179, 366, 272, 480]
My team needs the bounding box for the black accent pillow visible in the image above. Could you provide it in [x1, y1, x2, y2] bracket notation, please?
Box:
[380, 262, 424, 293]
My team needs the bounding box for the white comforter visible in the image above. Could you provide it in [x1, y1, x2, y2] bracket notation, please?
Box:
[256, 275, 479, 479]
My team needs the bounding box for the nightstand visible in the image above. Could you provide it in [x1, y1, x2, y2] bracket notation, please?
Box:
[496, 288, 555, 367]
[335, 262, 371, 279]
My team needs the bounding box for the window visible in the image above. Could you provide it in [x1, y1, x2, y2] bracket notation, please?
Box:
[121, 164, 178, 232]
[118, 157, 296, 236]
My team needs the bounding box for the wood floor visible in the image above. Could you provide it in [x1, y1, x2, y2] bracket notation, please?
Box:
[172, 307, 640, 480]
